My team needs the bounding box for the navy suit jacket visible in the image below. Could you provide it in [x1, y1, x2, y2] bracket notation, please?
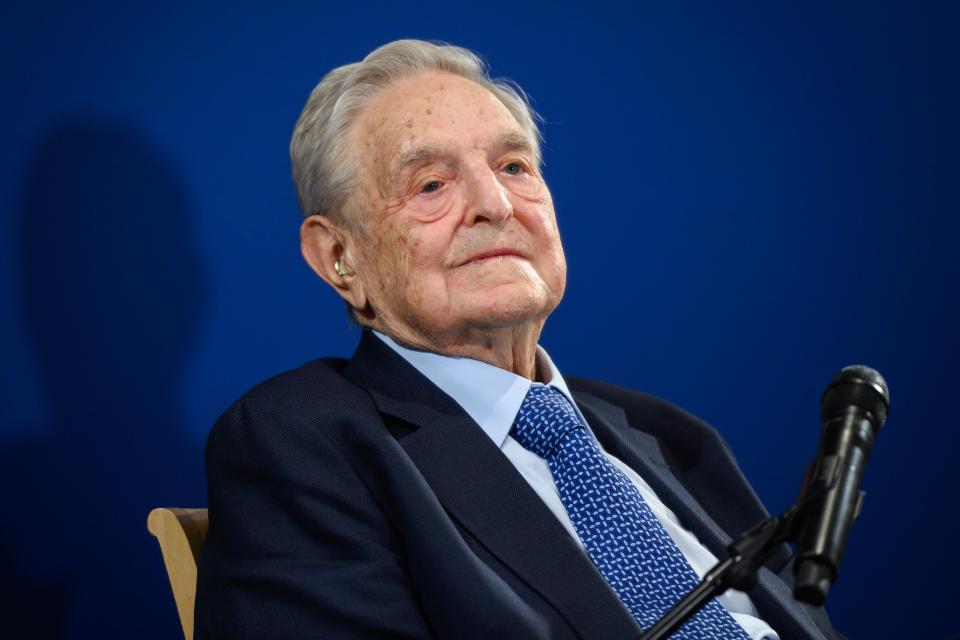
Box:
[195, 330, 843, 639]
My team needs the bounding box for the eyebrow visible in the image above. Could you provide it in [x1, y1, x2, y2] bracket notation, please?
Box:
[392, 132, 535, 179]
[394, 144, 449, 177]
[497, 132, 534, 154]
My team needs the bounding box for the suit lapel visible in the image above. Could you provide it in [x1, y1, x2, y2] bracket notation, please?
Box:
[574, 393, 736, 558]
[343, 332, 640, 639]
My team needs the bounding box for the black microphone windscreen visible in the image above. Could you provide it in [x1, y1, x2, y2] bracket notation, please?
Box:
[820, 365, 889, 428]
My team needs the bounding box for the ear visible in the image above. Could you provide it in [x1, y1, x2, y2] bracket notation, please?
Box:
[300, 214, 368, 313]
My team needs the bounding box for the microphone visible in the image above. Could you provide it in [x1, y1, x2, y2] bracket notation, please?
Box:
[793, 365, 889, 605]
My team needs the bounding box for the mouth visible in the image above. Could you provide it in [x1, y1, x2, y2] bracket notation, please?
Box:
[458, 249, 526, 267]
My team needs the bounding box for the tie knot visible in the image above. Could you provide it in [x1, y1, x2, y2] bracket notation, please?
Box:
[510, 385, 585, 458]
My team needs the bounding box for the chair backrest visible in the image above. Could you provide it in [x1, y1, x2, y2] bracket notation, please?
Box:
[147, 507, 209, 640]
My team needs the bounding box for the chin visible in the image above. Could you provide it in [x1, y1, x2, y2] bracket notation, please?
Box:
[455, 287, 557, 329]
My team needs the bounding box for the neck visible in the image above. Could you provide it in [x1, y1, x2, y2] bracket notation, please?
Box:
[371, 320, 545, 381]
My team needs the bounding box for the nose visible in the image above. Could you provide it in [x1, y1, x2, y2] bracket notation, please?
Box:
[463, 162, 513, 227]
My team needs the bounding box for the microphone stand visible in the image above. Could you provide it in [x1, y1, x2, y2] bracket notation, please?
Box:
[637, 505, 800, 640]
[638, 455, 842, 640]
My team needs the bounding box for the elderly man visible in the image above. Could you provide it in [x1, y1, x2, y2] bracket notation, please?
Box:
[195, 40, 842, 640]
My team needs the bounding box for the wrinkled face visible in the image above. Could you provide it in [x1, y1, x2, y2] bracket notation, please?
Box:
[348, 71, 567, 342]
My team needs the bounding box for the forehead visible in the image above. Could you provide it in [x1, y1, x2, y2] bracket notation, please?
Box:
[353, 71, 526, 177]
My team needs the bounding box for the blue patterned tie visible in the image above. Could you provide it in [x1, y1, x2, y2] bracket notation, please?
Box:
[511, 384, 750, 638]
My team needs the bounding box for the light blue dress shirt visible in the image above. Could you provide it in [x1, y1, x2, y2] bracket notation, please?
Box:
[375, 332, 778, 640]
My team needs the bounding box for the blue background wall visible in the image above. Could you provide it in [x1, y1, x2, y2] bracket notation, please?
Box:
[1, 2, 956, 637]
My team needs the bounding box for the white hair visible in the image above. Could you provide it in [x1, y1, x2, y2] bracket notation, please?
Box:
[290, 39, 542, 227]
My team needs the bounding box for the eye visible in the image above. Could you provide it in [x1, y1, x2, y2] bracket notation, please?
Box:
[421, 180, 443, 193]
[503, 162, 524, 176]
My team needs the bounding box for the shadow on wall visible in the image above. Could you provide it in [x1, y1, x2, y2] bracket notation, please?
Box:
[1, 118, 208, 638]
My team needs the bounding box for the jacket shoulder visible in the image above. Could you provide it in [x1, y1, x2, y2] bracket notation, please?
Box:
[205, 357, 385, 463]
[566, 376, 698, 423]
[233, 356, 349, 405]
[565, 376, 733, 458]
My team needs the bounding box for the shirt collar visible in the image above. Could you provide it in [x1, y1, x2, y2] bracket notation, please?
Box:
[374, 331, 586, 448]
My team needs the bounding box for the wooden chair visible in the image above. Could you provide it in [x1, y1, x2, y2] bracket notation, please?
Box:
[147, 507, 209, 640]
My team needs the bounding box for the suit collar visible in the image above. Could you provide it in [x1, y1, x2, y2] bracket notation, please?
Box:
[571, 392, 735, 556]
[372, 330, 530, 447]
[343, 330, 465, 421]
